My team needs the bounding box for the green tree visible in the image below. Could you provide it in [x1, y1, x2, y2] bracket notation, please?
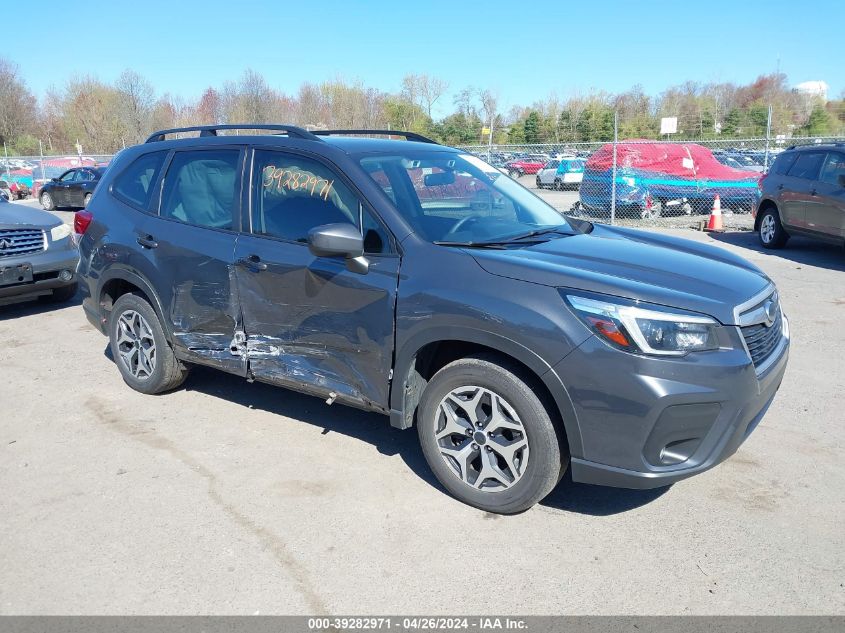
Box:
[523, 111, 541, 143]
[803, 103, 834, 136]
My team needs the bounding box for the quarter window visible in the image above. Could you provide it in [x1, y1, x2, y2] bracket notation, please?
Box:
[112, 151, 167, 209]
[160, 150, 240, 230]
[787, 152, 825, 180]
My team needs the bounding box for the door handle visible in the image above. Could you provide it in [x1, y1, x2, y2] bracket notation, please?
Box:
[238, 254, 268, 272]
[136, 235, 158, 249]
[810, 188, 818, 196]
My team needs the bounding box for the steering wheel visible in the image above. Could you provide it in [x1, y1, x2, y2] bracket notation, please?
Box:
[446, 214, 485, 237]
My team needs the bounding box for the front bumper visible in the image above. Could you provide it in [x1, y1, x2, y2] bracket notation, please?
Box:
[0, 240, 79, 302]
[552, 317, 789, 489]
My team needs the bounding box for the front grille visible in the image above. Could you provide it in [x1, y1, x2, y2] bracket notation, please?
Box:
[0, 228, 45, 258]
[740, 301, 783, 368]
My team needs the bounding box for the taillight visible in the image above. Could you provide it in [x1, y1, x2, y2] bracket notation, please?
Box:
[74, 211, 93, 234]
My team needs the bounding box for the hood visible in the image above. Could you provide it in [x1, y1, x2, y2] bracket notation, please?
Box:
[469, 224, 770, 325]
[0, 204, 62, 230]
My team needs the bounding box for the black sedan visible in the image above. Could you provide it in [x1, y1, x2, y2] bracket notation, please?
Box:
[39, 167, 106, 211]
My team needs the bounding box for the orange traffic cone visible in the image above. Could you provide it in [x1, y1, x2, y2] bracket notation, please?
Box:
[706, 195, 723, 231]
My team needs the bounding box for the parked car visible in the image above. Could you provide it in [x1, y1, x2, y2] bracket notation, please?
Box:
[0, 197, 79, 305]
[754, 144, 845, 249]
[536, 157, 586, 190]
[504, 156, 546, 177]
[579, 142, 761, 218]
[0, 180, 11, 202]
[39, 166, 106, 210]
[77, 124, 789, 514]
[714, 151, 766, 173]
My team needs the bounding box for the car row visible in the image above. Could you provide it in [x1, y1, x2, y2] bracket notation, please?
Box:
[66, 124, 789, 514]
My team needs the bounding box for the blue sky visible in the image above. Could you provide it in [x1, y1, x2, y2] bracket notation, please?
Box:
[5, 0, 842, 116]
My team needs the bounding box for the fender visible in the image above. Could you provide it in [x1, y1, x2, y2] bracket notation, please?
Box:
[96, 266, 174, 344]
[389, 325, 584, 458]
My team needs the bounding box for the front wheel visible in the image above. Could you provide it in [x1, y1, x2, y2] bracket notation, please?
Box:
[417, 354, 567, 514]
[40, 191, 55, 211]
[109, 293, 189, 395]
[758, 206, 788, 249]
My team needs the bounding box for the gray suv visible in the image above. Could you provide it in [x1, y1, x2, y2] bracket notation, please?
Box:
[77, 125, 790, 513]
[755, 144, 845, 248]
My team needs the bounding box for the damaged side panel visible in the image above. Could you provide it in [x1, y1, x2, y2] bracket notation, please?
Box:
[233, 235, 400, 412]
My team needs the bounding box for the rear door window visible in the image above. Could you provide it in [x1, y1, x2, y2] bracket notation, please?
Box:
[819, 152, 845, 187]
[787, 152, 825, 180]
[112, 151, 168, 210]
[159, 149, 241, 230]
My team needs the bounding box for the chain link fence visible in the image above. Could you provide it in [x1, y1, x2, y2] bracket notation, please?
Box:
[4, 137, 844, 232]
[459, 136, 845, 230]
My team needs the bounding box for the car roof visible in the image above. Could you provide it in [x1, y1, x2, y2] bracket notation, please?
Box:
[786, 143, 845, 152]
[136, 133, 459, 156]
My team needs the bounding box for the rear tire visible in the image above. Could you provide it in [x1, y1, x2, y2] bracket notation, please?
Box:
[40, 191, 55, 211]
[417, 354, 567, 514]
[758, 206, 789, 249]
[109, 293, 189, 395]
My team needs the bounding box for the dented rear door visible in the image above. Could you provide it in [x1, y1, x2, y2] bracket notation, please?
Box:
[233, 148, 399, 410]
[145, 146, 247, 376]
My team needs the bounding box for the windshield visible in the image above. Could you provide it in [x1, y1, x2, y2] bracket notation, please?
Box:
[359, 151, 571, 243]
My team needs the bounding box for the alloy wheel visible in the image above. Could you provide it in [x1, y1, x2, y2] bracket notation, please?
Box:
[434, 386, 530, 492]
[115, 309, 157, 380]
[760, 214, 776, 244]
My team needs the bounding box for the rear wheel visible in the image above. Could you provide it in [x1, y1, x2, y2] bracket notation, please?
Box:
[758, 206, 788, 249]
[40, 191, 55, 211]
[417, 354, 567, 514]
[554, 178, 562, 190]
[109, 293, 189, 394]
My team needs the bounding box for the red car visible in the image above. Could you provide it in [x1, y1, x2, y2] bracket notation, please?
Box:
[504, 156, 547, 177]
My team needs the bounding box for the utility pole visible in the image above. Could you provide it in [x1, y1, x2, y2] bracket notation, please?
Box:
[610, 111, 618, 225]
[764, 104, 773, 170]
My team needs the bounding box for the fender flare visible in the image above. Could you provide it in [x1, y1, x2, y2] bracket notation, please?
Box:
[97, 267, 173, 344]
[390, 326, 584, 457]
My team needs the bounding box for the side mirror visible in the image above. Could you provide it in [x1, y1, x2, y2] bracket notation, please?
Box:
[424, 171, 456, 186]
[51, 177, 59, 182]
[307, 223, 369, 275]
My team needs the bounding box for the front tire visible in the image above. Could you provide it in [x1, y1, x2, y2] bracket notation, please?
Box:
[40, 191, 55, 211]
[109, 293, 188, 395]
[417, 354, 567, 514]
[758, 206, 788, 249]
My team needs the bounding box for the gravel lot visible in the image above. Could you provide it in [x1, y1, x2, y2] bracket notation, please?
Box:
[1, 199, 843, 615]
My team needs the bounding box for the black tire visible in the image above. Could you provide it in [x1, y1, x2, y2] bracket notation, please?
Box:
[109, 293, 189, 395]
[40, 282, 78, 303]
[40, 191, 55, 211]
[535, 176, 542, 189]
[83, 193, 92, 208]
[758, 206, 789, 249]
[417, 354, 567, 514]
[554, 178, 562, 191]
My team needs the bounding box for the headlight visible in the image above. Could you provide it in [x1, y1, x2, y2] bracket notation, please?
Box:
[565, 293, 720, 356]
[50, 223, 72, 242]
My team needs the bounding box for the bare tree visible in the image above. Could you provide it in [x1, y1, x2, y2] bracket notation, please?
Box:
[418, 74, 449, 118]
[115, 69, 155, 143]
[0, 58, 37, 148]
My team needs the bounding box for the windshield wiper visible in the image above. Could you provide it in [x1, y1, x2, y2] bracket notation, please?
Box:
[435, 227, 575, 249]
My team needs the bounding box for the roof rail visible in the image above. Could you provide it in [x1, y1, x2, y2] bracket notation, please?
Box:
[311, 129, 439, 144]
[144, 124, 322, 143]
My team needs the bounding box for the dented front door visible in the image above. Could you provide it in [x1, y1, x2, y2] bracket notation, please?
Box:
[233, 148, 399, 410]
